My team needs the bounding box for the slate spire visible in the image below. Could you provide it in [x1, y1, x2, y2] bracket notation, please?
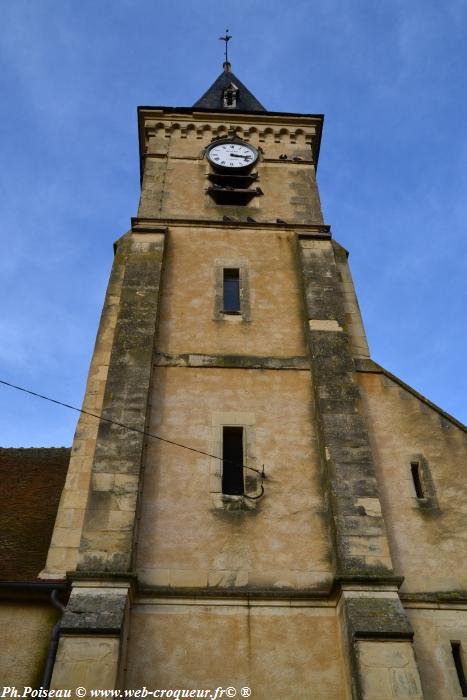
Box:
[193, 62, 266, 112]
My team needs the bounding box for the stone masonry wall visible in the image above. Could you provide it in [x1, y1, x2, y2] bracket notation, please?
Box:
[297, 235, 393, 577]
[77, 232, 165, 573]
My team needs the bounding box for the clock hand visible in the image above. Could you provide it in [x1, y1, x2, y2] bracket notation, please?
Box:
[230, 153, 252, 159]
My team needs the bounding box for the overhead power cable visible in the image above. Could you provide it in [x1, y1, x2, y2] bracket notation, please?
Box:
[0, 378, 265, 498]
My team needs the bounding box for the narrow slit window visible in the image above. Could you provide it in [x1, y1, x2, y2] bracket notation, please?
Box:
[222, 426, 244, 495]
[451, 642, 467, 696]
[223, 268, 241, 313]
[411, 462, 425, 499]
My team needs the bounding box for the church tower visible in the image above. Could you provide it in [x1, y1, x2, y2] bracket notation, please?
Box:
[37, 56, 467, 699]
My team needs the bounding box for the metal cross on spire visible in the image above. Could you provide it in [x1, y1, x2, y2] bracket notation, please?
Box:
[219, 29, 232, 65]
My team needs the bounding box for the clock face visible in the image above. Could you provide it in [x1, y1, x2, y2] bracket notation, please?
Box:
[207, 141, 258, 170]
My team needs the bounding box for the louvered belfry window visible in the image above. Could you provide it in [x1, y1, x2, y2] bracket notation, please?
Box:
[223, 83, 239, 108]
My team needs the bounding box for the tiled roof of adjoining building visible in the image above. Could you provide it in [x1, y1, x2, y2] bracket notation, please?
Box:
[0, 447, 70, 581]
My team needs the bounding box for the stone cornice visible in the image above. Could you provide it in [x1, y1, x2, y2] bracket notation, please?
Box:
[136, 585, 334, 602]
[138, 105, 324, 126]
[130, 216, 331, 236]
[154, 353, 310, 371]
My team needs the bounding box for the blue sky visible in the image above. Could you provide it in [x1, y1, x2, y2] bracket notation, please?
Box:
[1, 0, 466, 446]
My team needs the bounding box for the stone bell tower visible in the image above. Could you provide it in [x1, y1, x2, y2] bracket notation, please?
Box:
[42, 57, 467, 699]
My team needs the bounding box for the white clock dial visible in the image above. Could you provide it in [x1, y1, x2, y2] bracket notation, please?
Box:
[207, 141, 258, 170]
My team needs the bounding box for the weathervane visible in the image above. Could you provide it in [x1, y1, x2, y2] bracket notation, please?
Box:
[219, 29, 232, 64]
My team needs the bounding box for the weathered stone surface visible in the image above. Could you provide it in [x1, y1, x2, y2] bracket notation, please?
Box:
[298, 237, 394, 580]
[51, 636, 121, 691]
[41, 240, 129, 578]
[77, 232, 165, 573]
[407, 607, 467, 699]
[61, 589, 127, 634]
[357, 640, 423, 700]
[345, 597, 413, 640]
[154, 351, 310, 370]
[332, 242, 370, 360]
[136, 365, 333, 592]
[125, 604, 346, 699]
[357, 366, 467, 595]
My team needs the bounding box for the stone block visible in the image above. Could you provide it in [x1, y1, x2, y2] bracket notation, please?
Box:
[41, 546, 75, 574]
[309, 319, 343, 331]
[55, 507, 84, 529]
[337, 515, 385, 538]
[82, 504, 110, 531]
[114, 473, 139, 492]
[115, 493, 138, 511]
[344, 596, 413, 640]
[356, 498, 383, 517]
[357, 641, 423, 699]
[61, 588, 129, 634]
[92, 472, 115, 491]
[51, 636, 120, 690]
[360, 641, 415, 668]
[66, 455, 90, 474]
[364, 554, 394, 571]
[390, 668, 423, 697]
[108, 509, 135, 531]
[51, 527, 82, 549]
[361, 667, 393, 698]
[344, 534, 390, 559]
